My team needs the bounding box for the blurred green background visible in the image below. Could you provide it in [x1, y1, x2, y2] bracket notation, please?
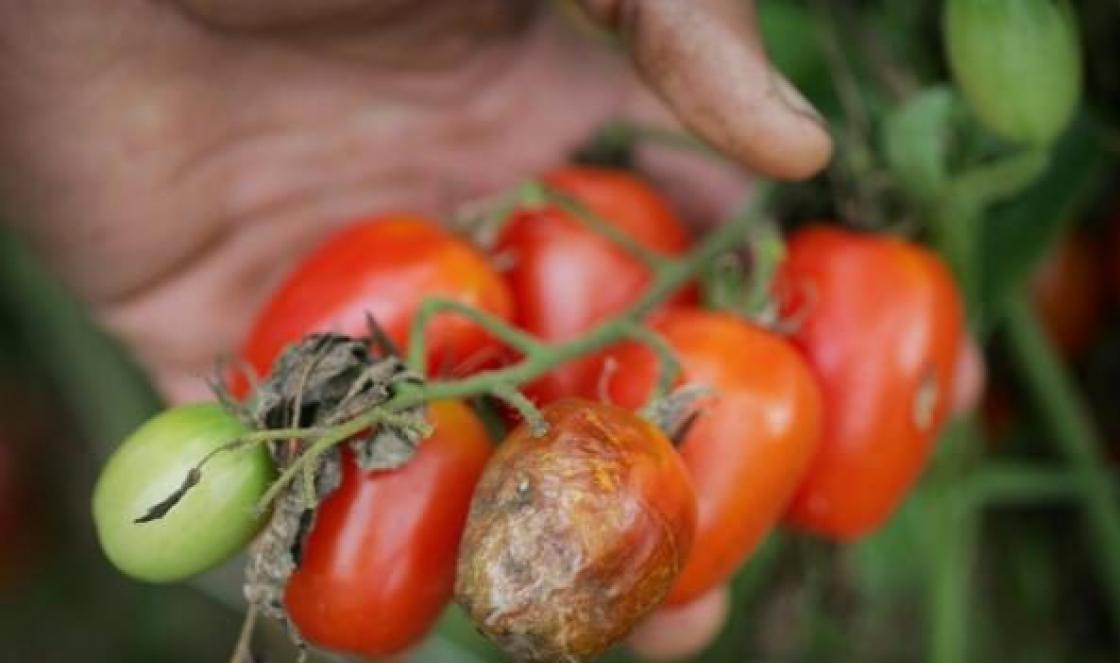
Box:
[2, 0, 1120, 661]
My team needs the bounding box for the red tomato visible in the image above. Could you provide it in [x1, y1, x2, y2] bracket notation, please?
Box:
[285, 400, 492, 658]
[496, 166, 693, 404]
[237, 215, 513, 395]
[592, 309, 821, 604]
[1030, 230, 1103, 358]
[777, 226, 964, 540]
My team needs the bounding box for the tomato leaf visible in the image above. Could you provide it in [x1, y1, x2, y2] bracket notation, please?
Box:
[881, 85, 957, 204]
[133, 467, 201, 524]
[978, 114, 1109, 330]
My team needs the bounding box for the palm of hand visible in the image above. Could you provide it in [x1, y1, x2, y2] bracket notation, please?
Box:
[0, 0, 827, 402]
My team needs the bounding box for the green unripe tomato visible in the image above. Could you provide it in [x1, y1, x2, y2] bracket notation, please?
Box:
[92, 404, 273, 583]
[944, 0, 1082, 145]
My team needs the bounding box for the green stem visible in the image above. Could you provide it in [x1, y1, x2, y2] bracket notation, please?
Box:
[930, 149, 1049, 315]
[964, 463, 1083, 508]
[401, 184, 772, 407]
[930, 488, 980, 663]
[253, 410, 422, 512]
[743, 220, 787, 319]
[489, 384, 547, 437]
[928, 419, 981, 663]
[252, 183, 774, 512]
[407, 298, 545, 374]
[1003, 291, 1120, 633]
[619, 323, 680, 405]
[537, 185, 673, 270]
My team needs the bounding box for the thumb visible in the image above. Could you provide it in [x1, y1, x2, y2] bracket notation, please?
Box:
[578, 0, 832, 180]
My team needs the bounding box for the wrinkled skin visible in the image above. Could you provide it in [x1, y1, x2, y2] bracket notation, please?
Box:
[455, 399, 696, 662]
[0, 0, 830, 403]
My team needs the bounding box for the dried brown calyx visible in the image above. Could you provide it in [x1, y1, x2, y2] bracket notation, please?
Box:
[237, 331, 428, 651]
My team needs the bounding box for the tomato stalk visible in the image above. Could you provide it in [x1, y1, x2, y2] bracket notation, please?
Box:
[531, 183, 675, 271]
[247, 182, 774, 514]
[1003, 290, 1120, 635]
[927, 418, 981, 663]
[253, 408, 430, 513]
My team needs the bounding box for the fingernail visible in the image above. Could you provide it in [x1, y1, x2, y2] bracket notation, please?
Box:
[768, 68, 827, 128]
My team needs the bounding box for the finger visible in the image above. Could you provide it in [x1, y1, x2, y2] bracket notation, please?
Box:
[578, 0, 832, 180]
[627, 585, 730, 662]
[623, 89, 753, 228]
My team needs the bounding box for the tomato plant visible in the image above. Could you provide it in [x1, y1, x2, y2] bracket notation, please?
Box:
[92, 404, 273, 582]
[455, 398, 696, 662]
[285, 400, 491, 658]
[496, 166, 693, 404]
[237, 215, 513, 394]
[777, 226, 964, 540]
[591, 308, 821, 604]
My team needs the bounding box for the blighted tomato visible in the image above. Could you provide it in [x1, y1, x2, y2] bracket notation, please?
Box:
[497, 167, 693, 404]
[777, 226, 964, 540]
[944, 0, 1082, 145]
[285, 400, 492, 658]
[237, 215, 513, 395]
[92, 404, 273, 582]
[592, 309, 821, 604]
[455, 398, 696, 662]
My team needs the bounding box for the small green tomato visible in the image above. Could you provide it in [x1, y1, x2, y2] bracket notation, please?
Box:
[92, 404, 273, 583]
[944, 0, 1082, 146]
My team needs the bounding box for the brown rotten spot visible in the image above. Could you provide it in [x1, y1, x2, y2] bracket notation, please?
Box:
[455, 398, 696, 662]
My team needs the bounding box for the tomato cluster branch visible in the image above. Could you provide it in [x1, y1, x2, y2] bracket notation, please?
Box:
[398, 183, 773, 407]
[619, 322, 680, 406]
[531, 183, 674, 270]
[245, 182, 774, 513]
[254, 409, 430, 513]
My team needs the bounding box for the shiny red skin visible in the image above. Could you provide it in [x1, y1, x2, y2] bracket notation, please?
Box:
[284, 401, 492, 657]
[496, 166, 693, 404]
[592, 309, 822, 604]
[237, 215, 513, 395]
[777, 226, 964, 540]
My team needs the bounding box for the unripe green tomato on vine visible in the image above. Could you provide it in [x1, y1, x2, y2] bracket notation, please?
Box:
[944, 0, 1082, 145]
[93, 404, 273, 583]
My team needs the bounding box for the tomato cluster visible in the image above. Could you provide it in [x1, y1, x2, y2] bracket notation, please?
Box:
[92, 166, 966, 661]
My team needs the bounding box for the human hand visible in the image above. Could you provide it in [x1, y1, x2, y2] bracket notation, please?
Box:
[0, 0, 830, 405]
